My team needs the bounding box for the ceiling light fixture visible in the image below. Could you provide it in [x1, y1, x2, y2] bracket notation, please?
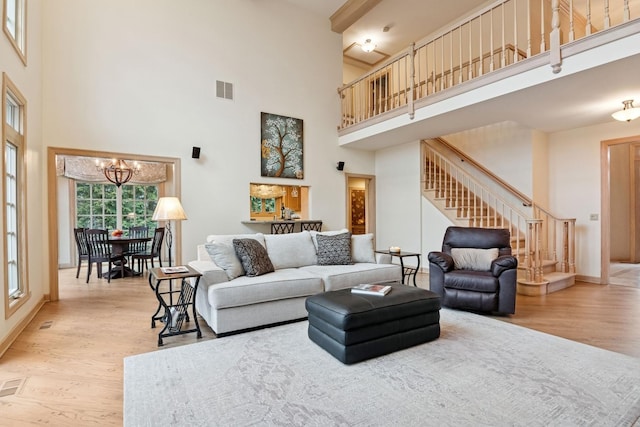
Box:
[96, 158, 140, 187]
[612, 99, 640, 122]
[361, 39, 376, 53]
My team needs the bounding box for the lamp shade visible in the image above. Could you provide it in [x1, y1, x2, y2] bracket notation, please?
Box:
[152, 197, 188, 221]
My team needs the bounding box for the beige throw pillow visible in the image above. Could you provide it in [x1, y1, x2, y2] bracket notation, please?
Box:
[451, 248, 499, 271]
[351, 233, 376, 263]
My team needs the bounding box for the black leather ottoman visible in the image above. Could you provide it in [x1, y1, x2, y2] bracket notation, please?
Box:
[305, 284, 441, 364]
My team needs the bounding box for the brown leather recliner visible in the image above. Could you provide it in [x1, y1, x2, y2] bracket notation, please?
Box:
[428, 226, 518, 314]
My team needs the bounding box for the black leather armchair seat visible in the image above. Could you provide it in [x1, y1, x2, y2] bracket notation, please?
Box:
[428, 226, 517, 315]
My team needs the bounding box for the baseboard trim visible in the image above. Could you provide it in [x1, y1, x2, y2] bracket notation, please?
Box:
[0, 296, 47, 358]
[576, 275, 601, 284]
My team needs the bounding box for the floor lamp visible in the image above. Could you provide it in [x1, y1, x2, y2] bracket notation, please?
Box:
[152, 197, 188, 267]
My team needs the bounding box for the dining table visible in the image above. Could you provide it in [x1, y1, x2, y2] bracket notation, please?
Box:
[104, 235, 153, 279]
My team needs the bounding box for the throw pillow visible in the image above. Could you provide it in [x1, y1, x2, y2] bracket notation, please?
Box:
[351, 233, 376, 263]
[309, 229, 349, 252]
[205, 241, 245, 280]
[450, 247, 499, 271]
[232, 238, 275, 277]
[316, 232, 352, 265]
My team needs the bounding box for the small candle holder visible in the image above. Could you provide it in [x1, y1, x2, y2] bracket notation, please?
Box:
[389, 246, 401, 253]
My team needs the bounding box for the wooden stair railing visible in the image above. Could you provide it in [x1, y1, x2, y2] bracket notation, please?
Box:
[422, 139, 576, 291]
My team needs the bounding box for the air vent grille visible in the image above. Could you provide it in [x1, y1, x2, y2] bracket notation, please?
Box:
[216, 80, 233, 100]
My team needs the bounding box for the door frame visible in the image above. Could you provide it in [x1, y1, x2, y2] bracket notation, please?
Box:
[601, 134, 640, 284]
[345, 173, 376, 235]
[47, 147, 182, 302]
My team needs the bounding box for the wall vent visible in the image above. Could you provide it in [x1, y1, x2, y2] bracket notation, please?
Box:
[216, 80, 233, 100]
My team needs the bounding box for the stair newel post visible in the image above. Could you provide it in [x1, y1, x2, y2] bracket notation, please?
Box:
[569, 219, 576, 273]
[525, 220, 533, 282]
[560, 220, 569, 273]
[532, 219, 544, 283]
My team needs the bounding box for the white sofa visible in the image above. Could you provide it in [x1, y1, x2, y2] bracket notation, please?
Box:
[188, 230, 401, 335]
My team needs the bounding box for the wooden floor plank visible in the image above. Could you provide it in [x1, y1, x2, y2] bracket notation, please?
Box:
[0, 268, 639, 425]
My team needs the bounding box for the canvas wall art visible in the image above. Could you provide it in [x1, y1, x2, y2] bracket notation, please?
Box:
[261, 112, 303, 179]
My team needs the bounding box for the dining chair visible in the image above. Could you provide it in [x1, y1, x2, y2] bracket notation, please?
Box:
[300, 221, 322, 232]
[132, 227, 165, 273]
[271, 222, 295, 234]
[84, 228, 126, 283]
[73, 227, 89, 278]
[127, 226, 149, 267]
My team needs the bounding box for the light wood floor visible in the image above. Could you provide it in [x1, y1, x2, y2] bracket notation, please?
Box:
[1, 268, 639, 426]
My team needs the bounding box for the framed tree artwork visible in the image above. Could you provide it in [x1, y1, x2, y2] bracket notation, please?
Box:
[261, 112, 303, 179]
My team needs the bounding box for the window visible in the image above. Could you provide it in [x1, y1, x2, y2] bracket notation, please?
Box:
[3, 73, 30, 317]
[3, 0, 26, 65]
[76, 182, 159, 231]
[250, 196, 276, 215]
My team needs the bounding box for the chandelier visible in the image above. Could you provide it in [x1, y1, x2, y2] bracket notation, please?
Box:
[96, 158, 140, 187]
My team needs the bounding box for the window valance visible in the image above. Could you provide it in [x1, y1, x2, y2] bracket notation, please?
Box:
[250, 184, 285, 199]
[56, 156, 167, 184]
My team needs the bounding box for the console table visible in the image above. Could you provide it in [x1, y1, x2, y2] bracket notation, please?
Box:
[148, 266, 202, 346]
[375, 250, 421, 287]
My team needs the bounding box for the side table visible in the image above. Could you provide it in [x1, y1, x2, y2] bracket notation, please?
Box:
[375, 250, 421, 287]
[148, 266, 202, 346]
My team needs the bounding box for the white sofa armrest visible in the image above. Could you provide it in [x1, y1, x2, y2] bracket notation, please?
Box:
[188, 260, 229, 285]
[376, 252, 392, 264]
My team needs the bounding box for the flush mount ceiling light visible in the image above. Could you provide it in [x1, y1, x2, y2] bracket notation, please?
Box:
[612, 99, 640, 122]
[361, 39, 376, 53]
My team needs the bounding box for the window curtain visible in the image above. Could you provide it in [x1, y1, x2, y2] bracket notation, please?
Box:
[56, 155, 167, 184]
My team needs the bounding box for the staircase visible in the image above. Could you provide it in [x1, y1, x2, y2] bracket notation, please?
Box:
[422, 138, 576, 295]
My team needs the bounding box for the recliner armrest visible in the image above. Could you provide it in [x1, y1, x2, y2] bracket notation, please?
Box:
[428, 251, 454, 272]
[491, 255, 518, 276]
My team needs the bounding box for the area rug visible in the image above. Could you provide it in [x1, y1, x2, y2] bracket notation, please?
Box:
[124, 309, 640, 426]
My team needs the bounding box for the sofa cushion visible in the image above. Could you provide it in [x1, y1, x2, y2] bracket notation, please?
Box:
[316, 232, 352, 265]
[233, 239, 274, 277]
[351, 233, 375, 263]
[300, 263, 402, 291]
[204, 233, 265, 279]
[451, 247, 499, 271]
[264, 231, 317, 269]
[207, 268, 324, 309]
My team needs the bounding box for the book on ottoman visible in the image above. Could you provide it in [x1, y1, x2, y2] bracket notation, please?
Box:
[351, 284, 392, 296]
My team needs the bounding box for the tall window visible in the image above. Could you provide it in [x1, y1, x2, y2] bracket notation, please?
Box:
[76, 183, 159, 231]
[3, 73, 30, 318]
[3, 0, 27, 65]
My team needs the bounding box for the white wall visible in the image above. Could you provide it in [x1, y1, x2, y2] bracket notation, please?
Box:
[549, 119, 640, 279]
[41, 0, 376, 264]
[375, 141, 423, 267]
[443, 121, 534, 196]
[0, 0, 45, 345]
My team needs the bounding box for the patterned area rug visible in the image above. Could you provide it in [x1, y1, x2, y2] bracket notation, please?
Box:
[124, 309, 640, 426]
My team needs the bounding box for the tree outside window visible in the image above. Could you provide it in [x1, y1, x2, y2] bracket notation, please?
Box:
[76, 182, 158, 232]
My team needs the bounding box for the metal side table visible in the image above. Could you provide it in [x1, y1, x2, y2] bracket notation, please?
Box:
[149, 266, 202, 346]
[375, 250, 421, 287]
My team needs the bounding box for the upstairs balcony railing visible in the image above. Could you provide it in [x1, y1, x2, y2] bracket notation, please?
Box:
[339, 0, 639, 131]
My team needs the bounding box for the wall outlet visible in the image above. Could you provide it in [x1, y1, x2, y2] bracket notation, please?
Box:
[590, 213, 599, 221]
